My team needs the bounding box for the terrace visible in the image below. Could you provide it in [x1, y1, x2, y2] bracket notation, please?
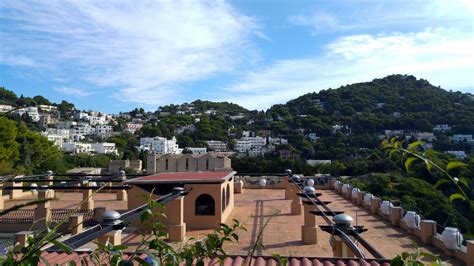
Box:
[0, 173, 472, 265]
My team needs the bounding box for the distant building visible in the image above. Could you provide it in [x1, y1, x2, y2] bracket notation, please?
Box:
[393, 112, 401, 118]
[14, 107, 40, 122]
[89, 115, 106, 126]
[384, 130, 405, 137]
[0, 104, 13, 113]
[444, 151, 467, 160]
[66, 167, 102, 175]
[38, 105, 57, 112]
[307, 160, 331, 166]
[61, 142, 93, 154]
[452, 134, 473, 143]
[268, 137, 288, 146]
[39, 114, 58, 128]
[44, 134, 65, 147]
[433, 124, 451, 132]
[140, 136, 182, 154]
[124, 123, 143, 134]
[206, 140, 228, 152]
[234, 137, 266, 153]
[146, 153, 232, 174]
[414, 132, 435, 142]
[305, 133, 320, 142]
[91, 142, 118, 155]
[185, 147, 207, 155]
[278, 149, 300, 161]
[174, 124, 196, 135]
[95, 125, 113, 136]
[61, 142, 118, 155]
[421, 143, 433, 150]
[108, 159, 142, 174]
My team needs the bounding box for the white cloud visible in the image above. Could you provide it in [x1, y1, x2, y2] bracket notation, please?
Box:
[0, 55, 37, 67]
[0, 0, 258, 105]
[287, 0, 474, 34]
[219, 28, 474, 110]
[55, 87, 94, 97]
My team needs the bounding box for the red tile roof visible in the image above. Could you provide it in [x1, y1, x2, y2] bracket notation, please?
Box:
[36, 252, 391, 266]
[126, 171, 235, 184]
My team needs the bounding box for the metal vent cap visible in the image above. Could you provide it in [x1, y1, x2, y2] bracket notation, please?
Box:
[102, 210, 121, 225]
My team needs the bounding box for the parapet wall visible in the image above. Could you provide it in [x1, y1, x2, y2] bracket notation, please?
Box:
[330, 180, 473, 266]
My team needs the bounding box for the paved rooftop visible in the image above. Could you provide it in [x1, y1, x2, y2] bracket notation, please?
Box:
[181, 189, 460, 264]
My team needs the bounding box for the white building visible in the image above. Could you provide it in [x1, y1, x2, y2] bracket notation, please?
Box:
[70, 124, 95, 136]
[185, 147, 207, 154]
[444, 151, 467, 160]
[75, 112, 90, 121]
[0, 104, 13, 113]
[91, 142, 118, 155]
[305, 133, 320, 142]
[433, 124, 451, 132]
[206, 140, 228, 152]
[384, 130, 405, 137]
[44, 134, 65, 147]
[414, 132, 435, 142]
[61, 142, 93, 154]
[234, 137, 266, 153]
[452, 134, 473, 143]
[57, 121, 77, 129]
[140, 136, 181, 154]
[38, 105, 57, 112]
[421, 143, 433, 150]
[268, 137, 288, 146]
[14, 107, 40, 122]
[61, 142, 118, 155]
[42, 128, 70, 147]
[307, 160, 331, 166]
[89, 115, 107, 125]
[95, 125, 113, 136]
[124, 123, 143, 134]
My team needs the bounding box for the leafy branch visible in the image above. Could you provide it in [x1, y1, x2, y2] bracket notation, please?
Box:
[381, 138, 471, 202]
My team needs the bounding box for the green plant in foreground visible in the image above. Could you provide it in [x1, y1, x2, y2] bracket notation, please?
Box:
[90, 192, 246, 265]
[381, 138, 471, 203]
[390, 241, 445, 266]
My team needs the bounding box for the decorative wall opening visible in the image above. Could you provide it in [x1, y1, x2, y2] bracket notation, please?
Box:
[226, 183, 230, 207]
[222, 188, 226, 212]
[195, 194, 215, 216]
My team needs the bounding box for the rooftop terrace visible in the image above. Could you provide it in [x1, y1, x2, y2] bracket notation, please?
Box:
[179, 188, 461, 264]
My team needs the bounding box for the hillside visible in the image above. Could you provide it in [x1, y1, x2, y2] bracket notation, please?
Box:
[269, 74, 474, 135]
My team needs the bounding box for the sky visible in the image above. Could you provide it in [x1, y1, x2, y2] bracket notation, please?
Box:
[1, 0, 473, 113]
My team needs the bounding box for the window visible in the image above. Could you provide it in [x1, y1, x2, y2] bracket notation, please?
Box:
[206, 158, 209, 170]
[186, 158, 189, 170]
[195, 194, 215, 215]
[226, 184, 230, 207]
[165, 158, 168, 170]
[222, 189, 226, 212]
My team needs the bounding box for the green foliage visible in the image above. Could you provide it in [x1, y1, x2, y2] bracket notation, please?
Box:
[390, 241, 443, 266]
[0, 117, 65, 175]
[107, 132, 139, 160]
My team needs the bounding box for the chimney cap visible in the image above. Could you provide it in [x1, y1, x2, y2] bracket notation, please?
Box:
[102, 210, 121, 225]
[333, 214, 353, 225]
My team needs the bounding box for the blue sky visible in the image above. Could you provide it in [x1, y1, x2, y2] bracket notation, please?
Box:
[1, 0, 473, 113]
